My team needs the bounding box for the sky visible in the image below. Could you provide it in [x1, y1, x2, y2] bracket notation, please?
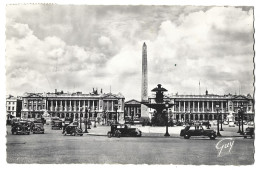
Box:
[5, 5, 254, 101]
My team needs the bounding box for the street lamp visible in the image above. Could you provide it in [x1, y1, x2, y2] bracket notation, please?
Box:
[220, 112, 224, 131]
[206, 109, 210, 129]
[237, 108, 242, 134]
[87, 108, 91, 129]
[114, 103, 118, 124]
[216, 103, 221, 136]
[240, 104, 245, 135]
[164, 102, 170, 137]
[84, 107, 88, 133]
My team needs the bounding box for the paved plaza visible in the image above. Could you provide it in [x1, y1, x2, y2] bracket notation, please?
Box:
[6, 123, 254, 164]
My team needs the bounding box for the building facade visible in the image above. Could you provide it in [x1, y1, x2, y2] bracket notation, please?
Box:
[21, 89, 125, 122]
[124, 99, 141, 119]
[6, 95, 22, 118]
[148, 91, 254, 122]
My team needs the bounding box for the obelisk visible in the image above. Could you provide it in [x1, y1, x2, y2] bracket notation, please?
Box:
[141, 42, 149, 119]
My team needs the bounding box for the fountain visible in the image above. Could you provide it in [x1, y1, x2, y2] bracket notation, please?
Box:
[142, 84, 175, 136]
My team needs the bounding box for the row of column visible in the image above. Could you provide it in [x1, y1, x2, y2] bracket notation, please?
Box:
[49, 100, 120, 112]
[26, 100, 46, 110]
[171, 113, 226, 120]
[125, 106, 140, 117]
[175, 101, 227, 113]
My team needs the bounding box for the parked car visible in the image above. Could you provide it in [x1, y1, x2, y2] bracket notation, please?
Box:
[62, 125, 83, 136]
[11, 121, 31, 135]
[243, 127, 254, 139]
[63, 117, 73, 127]
[180, 125, 217, 140]
[107, 124, 142, 138]
[212, 120, 218, 126]
[52, 120, 62, 130]
[32, 122, 44, 134]
[248, 121, 254, 126]
[176, 121, 184, 126]
[202, 121, 211, 127]
[223, 121, 228, 125]
[229, 122, 235, 127]
[51, 117, 60, 126]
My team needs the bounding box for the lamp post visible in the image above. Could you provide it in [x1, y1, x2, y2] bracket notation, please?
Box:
[84, 107, 88, 133]
[216, 103, 221, 136]
[207, 109, 210, 129]
[164, 102, 170, 137]
[220, 112, 224, 131]
[114, 103, 118, 124]
[79, 112, 82, 130]
[87, 108, 91, 129]
[240, 105, 244, 135]
[237, 109, 241, 133]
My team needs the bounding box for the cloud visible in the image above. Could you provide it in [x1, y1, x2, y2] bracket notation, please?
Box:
[5, 5, 254, 101]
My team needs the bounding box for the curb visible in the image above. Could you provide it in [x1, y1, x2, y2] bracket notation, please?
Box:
[86, 133, 245, 138]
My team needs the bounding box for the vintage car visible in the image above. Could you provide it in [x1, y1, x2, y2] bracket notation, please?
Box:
[107, 124, 142, 138]
[62, 125, 83, 136]
[32, 122, 45, 134]
[52, 120, 62, 130]
[11, 121, 31, 135]
[243, 127, 254, 139]
[201, 121, 211, 127]
[229, 122, 235, 127]
[180, 125, 217, 140]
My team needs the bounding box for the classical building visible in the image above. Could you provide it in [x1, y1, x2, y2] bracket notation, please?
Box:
[148, 91, 254, 122]
[21, 89, 125, 122]
[124, 99, 141, 119]
[6, 95, 22, 118]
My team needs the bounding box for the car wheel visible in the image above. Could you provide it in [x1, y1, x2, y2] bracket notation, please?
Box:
[244, 136, 247, 139]
[115, 131, 121, 138]
[210, 134, 216, 140]
[27, 132, 30, 135]
[80, 134, 83, 136]
[107, 132, 112, 138]
[184, 134, 190, 139]
[72, 132, 76, 136]
[12, 131, 14, 135]
[64, 132, 67, 136]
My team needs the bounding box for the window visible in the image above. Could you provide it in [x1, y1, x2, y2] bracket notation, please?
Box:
[12, 107, 14, 110]
[8, 106, 10, 110]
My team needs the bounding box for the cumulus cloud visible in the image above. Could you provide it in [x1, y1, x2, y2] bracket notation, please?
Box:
[5, 5, 254, 100]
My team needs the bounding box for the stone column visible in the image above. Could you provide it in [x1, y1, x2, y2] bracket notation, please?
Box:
[92, 100, 95, 110]
[74, 100, 76, 111]
[179, 101, 181, 112]
[188, 101, 190, 112]
[221, 101, 224, 112]
[70, 100, 72, 111]
[78, 100, 80, 112]
[212, 101, 214, 112]
[36, 100, 38, 111]
[55, 100, 58, 111]
[207, 101, 209, 111]
[202, 101, 205, 112]
[193, 101, 195, 113]
[60, 100, 63, 111]
[83, 100, 86, 111]
[198, 101, 200, 112]
[51, 101, 53, 111]
[65, 100, 67, 111]
[184, 101, 186, 112]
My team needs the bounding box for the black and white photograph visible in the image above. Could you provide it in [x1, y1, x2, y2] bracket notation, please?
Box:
[2, 0, 258, 166]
